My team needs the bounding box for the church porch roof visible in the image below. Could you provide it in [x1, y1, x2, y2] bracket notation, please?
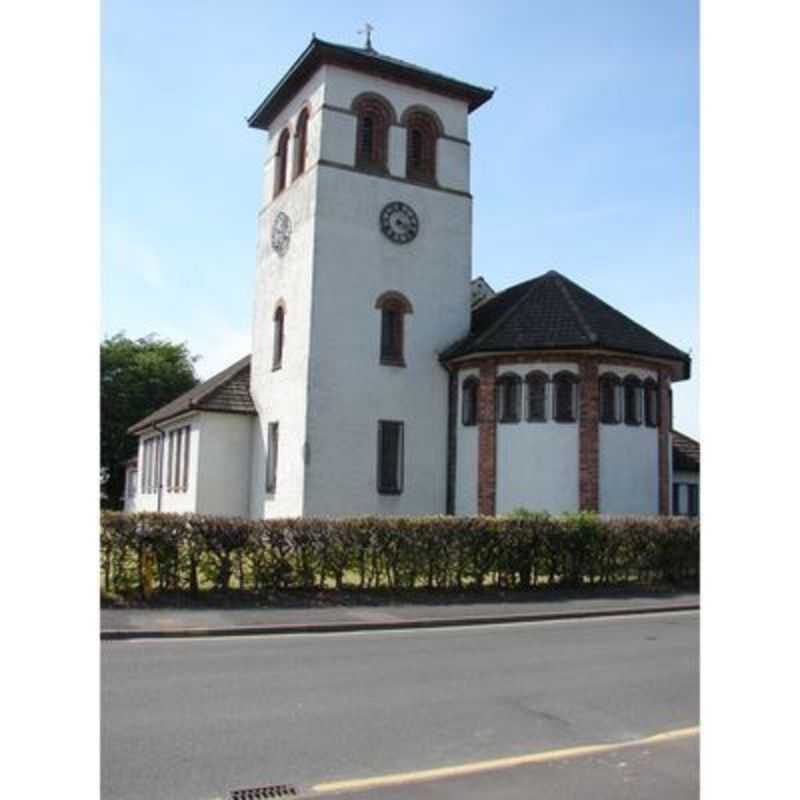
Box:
[441, 270, 691, 380]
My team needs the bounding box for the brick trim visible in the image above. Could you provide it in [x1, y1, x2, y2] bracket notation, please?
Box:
[578, 358, 599, 511]
[477, 361, 497, 515]
[447, 350, 679, 377]
[657, 367, 672, 514]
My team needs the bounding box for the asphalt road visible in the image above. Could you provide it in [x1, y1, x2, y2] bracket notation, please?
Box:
[101, 611, 699, 800]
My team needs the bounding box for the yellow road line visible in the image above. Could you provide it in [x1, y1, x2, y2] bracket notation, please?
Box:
[312, 725, 699, 794]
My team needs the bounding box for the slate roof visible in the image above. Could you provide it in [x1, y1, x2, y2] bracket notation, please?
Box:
[672, 430, 700, 472]
[247, 37, 494, 130]
[128, 355, 255, 434]
[442, 270, 691, 378]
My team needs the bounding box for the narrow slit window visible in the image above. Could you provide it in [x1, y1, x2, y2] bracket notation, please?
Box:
[462, 377, 479, 426]
[266, 422, 279, 495]
[526, 372, 547, 422]
[553, 372, 578, 422]
[377, 420, 404, 494]
[273, 305, 285, 370]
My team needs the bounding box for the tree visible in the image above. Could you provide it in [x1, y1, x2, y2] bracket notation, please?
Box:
[101, 333, 199, 509]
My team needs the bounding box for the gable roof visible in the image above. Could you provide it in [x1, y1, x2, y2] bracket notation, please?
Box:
[442, 270, 691, 379]
[672, 430, 700, 472]
[128, 355, 255, 435]
[247, 37, 494, 131]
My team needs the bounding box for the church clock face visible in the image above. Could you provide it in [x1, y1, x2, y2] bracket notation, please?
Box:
[271, 212, 292, 256]
[380, 201, 419, 244]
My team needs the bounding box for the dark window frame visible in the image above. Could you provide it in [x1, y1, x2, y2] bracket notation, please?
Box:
[273, 128, 291, 197]
[377, 420, 404, 495]
[293, 107, 309, 180]
[375, 291, 413, 367]
[624, 375, 643, 426]
[688, 484, 699, 517]
[403, 108, 440, 185]
[496, 373, 522, 424]
[599, 373, 621, 424]
[353, 93, 395, 174]
[553, 371, 579, 423]
[461, 376, 479, 426]
[525, 371, 548, 422]
[265, 422, 279, 495]
[643, 378, 658, 428]
[272, 304, 285, 370]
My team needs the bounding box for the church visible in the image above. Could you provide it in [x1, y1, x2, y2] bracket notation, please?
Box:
[125, 36, 698, 519]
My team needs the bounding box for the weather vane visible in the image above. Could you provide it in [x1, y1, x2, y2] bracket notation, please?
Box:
[358, 22, 375, 51]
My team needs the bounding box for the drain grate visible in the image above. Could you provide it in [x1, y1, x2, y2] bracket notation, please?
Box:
[229, 785, 298, 799]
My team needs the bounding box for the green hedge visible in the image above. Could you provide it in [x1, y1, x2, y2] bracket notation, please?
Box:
[100, 511, 699, 596]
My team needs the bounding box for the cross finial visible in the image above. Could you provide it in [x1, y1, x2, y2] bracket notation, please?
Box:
[358, 22, 375, 51]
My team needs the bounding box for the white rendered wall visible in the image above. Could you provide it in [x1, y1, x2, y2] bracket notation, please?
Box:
[251, 71, 324, 518]
[598, 364, 659, 515]
[300, 67, 473, 517]
[454, 368, 479, 515]
[490, 362, 581, 515]
[195, 412, 254, 517]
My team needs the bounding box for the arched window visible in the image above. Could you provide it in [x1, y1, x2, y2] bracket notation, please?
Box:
[525, 371, 548, 422]
[273, 128, 290, 197]
[462, 376, 479, 426]
[353, 94, 395, 173]
[375, 291, 413, 366]
[599, 373, 621, 424]
[403, 108, 440, 184]
[553, 371, 578, 422]
[643, 379, 658, 428]
[272, 304, 285, 370]
[496, 373, 522, 423]
[624, 375, 643, 426]
[293, 107, 309, 179]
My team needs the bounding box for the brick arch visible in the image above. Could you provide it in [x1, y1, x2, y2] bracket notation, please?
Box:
[352, 92, 396, 173]
[402, 106, 441, 184]
[374, 290, 413, 314]
[400, 104, 444, 135]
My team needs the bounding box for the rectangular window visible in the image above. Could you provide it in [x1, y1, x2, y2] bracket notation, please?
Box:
[182, 425, 191, 491]
[266, 422, 279, 494]
[166, 430, 175, 490]
[688, 484, 699, 517]
[672, 482, 681, 515]
[377, 420, 404, 494]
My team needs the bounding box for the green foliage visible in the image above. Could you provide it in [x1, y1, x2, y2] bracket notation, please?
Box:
[100, 512, 700, 597]
[100, 333, 199, 510]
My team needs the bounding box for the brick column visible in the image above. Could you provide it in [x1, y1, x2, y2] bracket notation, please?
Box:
[578, 358, 599, 511]
[657, 368, 672, 515]
[477, 360, 497, 515]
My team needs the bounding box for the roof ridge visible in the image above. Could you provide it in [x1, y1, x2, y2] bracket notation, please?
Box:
[550, 271, 597, 343]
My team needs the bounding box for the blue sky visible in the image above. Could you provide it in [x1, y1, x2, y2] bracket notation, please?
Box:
[102, 0, 698, 437]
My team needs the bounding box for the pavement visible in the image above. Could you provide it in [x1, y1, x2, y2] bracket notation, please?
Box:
[101, 589, 699, 639]
[101, 608, 699, 800]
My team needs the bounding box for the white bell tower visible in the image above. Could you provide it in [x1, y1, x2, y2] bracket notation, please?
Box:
[247, 36, 493, 517]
